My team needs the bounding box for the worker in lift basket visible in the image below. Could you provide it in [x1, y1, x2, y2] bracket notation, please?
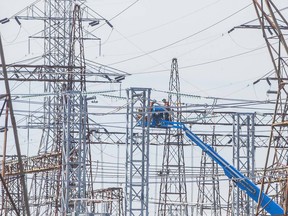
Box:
[136, 108, 142, 120]
[150, 100, 160, 126]
[162, 98, 170, 121]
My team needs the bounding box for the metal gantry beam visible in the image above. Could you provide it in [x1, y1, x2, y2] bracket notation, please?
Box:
[0, 64, 127, 83]
[4, 152, 61, 176]
[89, 110, 274, 148]
[125, 88, 151, 216]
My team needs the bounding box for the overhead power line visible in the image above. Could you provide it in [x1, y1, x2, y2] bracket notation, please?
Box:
[108, 3, 253, 66]
[132, 43, 267, 75]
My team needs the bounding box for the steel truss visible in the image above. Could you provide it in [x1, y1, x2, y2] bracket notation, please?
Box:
[196, 128, 222, 216]
[1, 108, 276, 215]
[1, 2, 286, 213]
[252, 0, 288, 214]
[0, 0, 126, 215]
[0, 64, 126, 83]
[90, 111, 273, 147]
[231, 113, 255, 216]
[125, 88, 151, 216]
[94, 187, 124, 216]
[158, 58, 188, 216]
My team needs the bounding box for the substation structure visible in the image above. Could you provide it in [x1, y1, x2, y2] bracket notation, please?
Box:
[0, 0, 128, 215]
[0, 92, 280, 216]
[111, 90, 277, 216]
[1, 0, 288, 215]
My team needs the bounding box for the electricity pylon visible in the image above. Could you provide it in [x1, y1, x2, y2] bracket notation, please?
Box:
[158, 58, 188, 216]
[252, 0, 288, 214]
[0, 1, 127, 215]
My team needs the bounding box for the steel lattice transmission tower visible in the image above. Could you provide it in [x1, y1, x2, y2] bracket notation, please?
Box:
[61, 4, 90, 214]
[158, 58, 188, 215]
[29, 3, 91, 215]
[0, 0, 128, 215]
[252, 0, 288, 214]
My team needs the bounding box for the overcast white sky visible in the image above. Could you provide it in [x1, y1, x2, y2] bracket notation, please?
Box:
[0, 0, 283, 101]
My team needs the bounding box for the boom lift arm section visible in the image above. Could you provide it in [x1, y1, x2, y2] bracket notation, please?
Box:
[157, 118, 284, 215]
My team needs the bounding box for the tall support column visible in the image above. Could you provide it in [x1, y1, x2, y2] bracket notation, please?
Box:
[25, 3, 91, 215]
[24, 1, 81, 214]
[231, 113, 255, 216]
[158, 58, 188, 215]
[61, 91, 88, 214]
[125, 88, 151, 216]
[61, 5, 89, 215]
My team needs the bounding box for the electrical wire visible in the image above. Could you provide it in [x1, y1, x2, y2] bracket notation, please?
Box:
[105, 0, 223, 45]
[108, 0, 140, 22]
[1, 26, 22, 44]
[108, 3, 253, 66]
[136, 33, 224, 74]
[113, 28, 169, 72]
[152, 88, 275, 103]
[3, 85, 278, 108]
[132, 43, 267, 74]
[91, 0, 140, 32]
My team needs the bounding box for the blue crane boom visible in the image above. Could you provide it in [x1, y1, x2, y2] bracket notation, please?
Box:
[145, 105, 284, 215]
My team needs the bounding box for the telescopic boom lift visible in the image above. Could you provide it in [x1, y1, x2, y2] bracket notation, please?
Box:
[142, 105, 284, 216]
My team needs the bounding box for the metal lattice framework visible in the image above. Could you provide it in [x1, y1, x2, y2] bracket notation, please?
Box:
[2, 1, 288, 214]
[1, 105, 278, 215]
[125, 88, 151, 216]
[252, 0, 288, 214]
[61, 5, 89, 213]
[25, 3, 91, 214]
[94, 187, 124, 216]
[88, 110, 274, 148]
[0, 1, 127, 215]
[231, 113, 255, 216]
[196, 127, 222, 216]
[158, 58, 188, 215]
